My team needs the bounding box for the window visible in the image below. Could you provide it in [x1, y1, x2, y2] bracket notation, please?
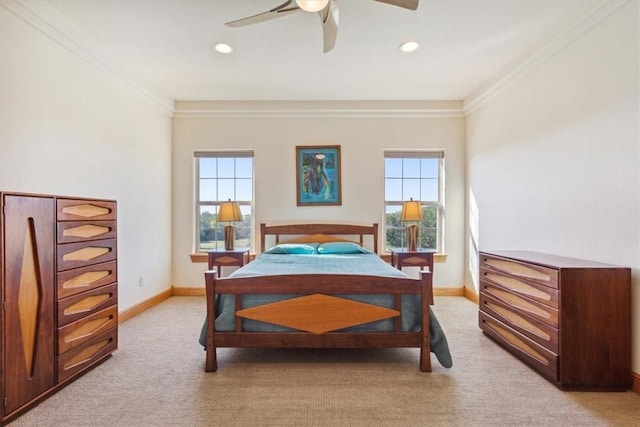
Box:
[195, 151, 253, 252]
[384, 151, 444, 252]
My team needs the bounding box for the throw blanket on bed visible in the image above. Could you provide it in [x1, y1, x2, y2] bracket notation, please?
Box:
[199, 253, 452, 368]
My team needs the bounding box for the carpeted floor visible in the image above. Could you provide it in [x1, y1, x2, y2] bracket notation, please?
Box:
[9, 296, 640, 426]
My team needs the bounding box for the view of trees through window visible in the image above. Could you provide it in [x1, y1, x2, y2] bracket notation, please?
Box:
[384, 152, 444, 251]
[196, 152, 253, 251]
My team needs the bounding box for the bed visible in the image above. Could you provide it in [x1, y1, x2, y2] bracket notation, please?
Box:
[200, 223, 452, 372]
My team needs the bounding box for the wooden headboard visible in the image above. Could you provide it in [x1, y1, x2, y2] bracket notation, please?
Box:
[260, 223, 379, 254]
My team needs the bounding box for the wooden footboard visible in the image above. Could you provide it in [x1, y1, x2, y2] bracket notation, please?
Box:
[204, 270, 433, 372]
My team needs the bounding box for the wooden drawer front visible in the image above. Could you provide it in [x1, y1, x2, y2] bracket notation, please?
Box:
[480, 266, 558, 309]
[57, 199, 116, 221]
[58, 283, 118, 327]
[57, 220, 117, 244]
[57, 260, 117, 299]
[57, 328, 117, 383]
[58, 305, 118, 354]
[57, 239, 117, 271]
[481, 254, 558, 289]
[480, 312, 557, 382]
[480, 293, 558, 352]
[481, 282, 558, 327]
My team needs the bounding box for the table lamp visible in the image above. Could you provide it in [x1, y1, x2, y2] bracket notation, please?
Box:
[218, 199, 242, 250]
[400, 198, 423, 251]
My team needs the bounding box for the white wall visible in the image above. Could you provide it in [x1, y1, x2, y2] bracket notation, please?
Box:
[0, 5, 173, 311]
[465, 2, 639, 373]
[172, 103, 466, 290]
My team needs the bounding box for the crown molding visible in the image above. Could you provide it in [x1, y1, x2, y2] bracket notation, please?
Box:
[173, 100, 465, 118]
[1, 0, 175, 115]
[463, 0, 629, 115]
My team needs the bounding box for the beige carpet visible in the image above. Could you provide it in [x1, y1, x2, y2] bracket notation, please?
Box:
[9, 296, 640, 426]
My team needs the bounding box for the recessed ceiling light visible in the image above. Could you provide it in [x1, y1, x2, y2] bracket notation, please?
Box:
[399, 41, 420, 53]
[215, 43, 233, 54]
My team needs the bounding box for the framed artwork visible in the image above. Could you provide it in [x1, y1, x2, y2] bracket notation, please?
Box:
[295, 145, 342, 206]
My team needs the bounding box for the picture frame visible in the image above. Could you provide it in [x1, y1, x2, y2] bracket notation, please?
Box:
[295, 145, 342, 206]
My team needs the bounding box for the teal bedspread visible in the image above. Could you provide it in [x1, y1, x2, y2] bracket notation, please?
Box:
[199, 253, 452, 368]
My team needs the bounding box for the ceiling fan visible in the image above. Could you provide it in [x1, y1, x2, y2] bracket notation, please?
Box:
[225, 0, 419, 54]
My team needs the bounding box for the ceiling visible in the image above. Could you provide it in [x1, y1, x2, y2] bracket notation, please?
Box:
[39, 0, 603, 103]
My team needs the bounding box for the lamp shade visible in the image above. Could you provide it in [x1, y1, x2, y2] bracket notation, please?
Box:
[400, 198, 423, 222]
[218, 199, 242, 223]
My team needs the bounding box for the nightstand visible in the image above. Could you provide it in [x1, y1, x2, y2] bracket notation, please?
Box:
[207, 248, 250, 277]
[390, 248, 436, 273]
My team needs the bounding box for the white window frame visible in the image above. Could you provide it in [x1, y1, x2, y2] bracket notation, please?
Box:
[383, 150, 445, 252]
[194, 151, 254, 252]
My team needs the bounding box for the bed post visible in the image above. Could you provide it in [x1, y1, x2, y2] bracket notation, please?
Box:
[419, 269, 433, 372]
[205, 270, 218, 372]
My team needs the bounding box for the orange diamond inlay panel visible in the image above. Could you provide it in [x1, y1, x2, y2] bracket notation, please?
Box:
[63, 224, 110, 239]
[63, 247, 110, 261]
[18, 223, 39, 375]
[236, 294, 399, 334]
[62, 204, 110, 218]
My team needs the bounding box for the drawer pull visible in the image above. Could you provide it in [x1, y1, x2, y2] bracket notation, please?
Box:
[63, 247, 110, 262]
[63, 224, 111, 239]
[485, 273, 551, 301]
[486, 287, 551, 320]
[484, 259, 550, 282]
[62, 270, 110, 290]
[485, 301, 550, 341]
[62, 204, 111, 218]
[64, 294, 111, 316]
[484, 320, 549, 366]
[62, 338, 113, 371]
[64, 315, 114, 344]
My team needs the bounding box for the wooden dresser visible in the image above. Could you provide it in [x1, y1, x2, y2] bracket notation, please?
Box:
[1, 192, 118, 423]
[479, 250, 631, 390]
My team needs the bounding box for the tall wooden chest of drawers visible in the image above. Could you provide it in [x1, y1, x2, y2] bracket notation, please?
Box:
[479, 250, 631, 390]
[1, 193, 118, 423]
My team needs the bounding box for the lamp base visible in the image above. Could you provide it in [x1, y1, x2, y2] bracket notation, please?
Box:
[407, 224, 419, 252]
[224, 224, 235, 250]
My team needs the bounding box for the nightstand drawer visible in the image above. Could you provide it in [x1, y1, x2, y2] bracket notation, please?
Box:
[480, 292, 558, 352]
[481, 281, 558, 327]
[58, 305, 118, 354]
[481, 254, 558, 289]
[57, 328, 117, 383]
[58, 283, 118, 327]
[480, 312, 557, 382]
[57, 260, 118, 299]
[480, 266, 558, 308]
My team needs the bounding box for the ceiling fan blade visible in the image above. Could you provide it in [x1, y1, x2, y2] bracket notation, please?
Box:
[373, 0, 419, 11]
[225, 0, 301, 27]
[320, 0, 339, 53]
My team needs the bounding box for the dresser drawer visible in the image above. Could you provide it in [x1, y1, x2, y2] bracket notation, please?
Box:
[57, 220, 117, 244]
[481, 254, 558, 289]
[58, 305, 118, 354]
[480, 292, 558, 352]
[57, 199, 116, 221]
[481, 281, 558, 327]
[480, 266, 559, 309]
[57, 260, 117, 299]
[480, 312, 557, 382]
[58, 283, 118, 327]
[57, 328, 117, 383]
[57, 239, 117, 271]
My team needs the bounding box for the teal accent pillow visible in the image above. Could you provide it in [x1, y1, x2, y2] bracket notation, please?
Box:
[317, 242, 374, 254]
[263, 243, 319, 254]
